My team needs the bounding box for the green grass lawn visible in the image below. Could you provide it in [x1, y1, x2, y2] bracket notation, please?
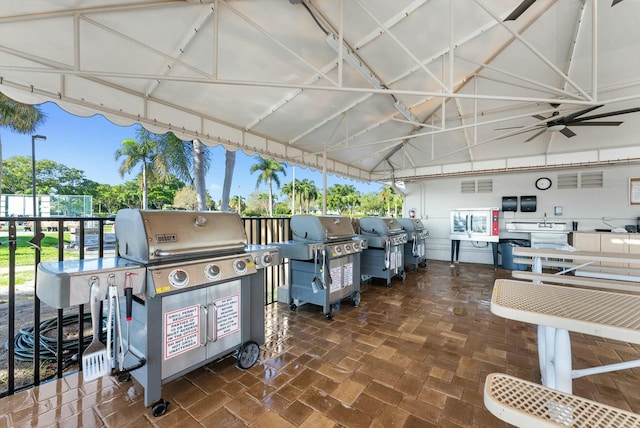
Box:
[0, 233, 80, 287]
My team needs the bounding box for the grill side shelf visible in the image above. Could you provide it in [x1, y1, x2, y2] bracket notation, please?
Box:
[36, 258, 146, 308]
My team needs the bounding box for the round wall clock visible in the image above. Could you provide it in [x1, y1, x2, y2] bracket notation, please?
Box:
[535, 177, 552, 190]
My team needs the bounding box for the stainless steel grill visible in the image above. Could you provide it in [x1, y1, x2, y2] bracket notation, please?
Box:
[358, 217, 408, 286]
[274, 215, 367, 320]
[397, 218, 429, 272]
[36, 209, 280, 416]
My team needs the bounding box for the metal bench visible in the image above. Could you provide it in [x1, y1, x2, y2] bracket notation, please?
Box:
[484, 373, 640, 427]
[513, 257, 640, 273]
[512, 271, 640, 293]
[68, 232, 116, 249]
[512, 247, 640, 283]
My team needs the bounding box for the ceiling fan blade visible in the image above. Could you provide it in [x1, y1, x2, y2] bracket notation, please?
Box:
[496, 126, 544, 140]
[570, 107, 640, 122]
[495, 126, 525, 130]
[612, 0, 624, 6]
[504, 0, 536, 21]
[524, 129, 546, 142]
[559, 127, 576, 138]
[532, 114, 548, 121]
[561, 105, 604, 122]
[565, 121, 623, 126]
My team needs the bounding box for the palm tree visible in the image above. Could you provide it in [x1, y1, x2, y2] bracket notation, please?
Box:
[281, 179, 302, 214]
[0, 94, 47, 196]
[378, 186, 394, 217]
[249, 156, 286, 217]
[229, 194, 245, 214]
[192, 139, 207, 210]
[299, 178, 319, 213]
[221, 149, 236, 211]
[160, 134, 211, 211]
[115, 128, 167, 209]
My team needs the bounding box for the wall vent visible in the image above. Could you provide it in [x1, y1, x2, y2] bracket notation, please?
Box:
[580, 171, 604, 188]
[557, 173, 578, 189]
[460, 179, 493, 193]
[461, 180, 476, 193]
[477, 179, 493, 193]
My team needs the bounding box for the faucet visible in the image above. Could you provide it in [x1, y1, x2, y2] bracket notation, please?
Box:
[540, 213, 552, 228]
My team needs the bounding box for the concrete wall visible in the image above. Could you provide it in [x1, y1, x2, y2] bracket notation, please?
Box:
[404, 164, 640, 266]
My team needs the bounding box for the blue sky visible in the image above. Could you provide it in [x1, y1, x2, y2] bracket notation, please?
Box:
[1, 102, 383, 202]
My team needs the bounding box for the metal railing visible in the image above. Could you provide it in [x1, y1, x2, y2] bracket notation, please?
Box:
[0, 215, 289, 398]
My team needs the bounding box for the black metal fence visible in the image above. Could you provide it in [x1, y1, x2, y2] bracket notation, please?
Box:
[0, 215, 290, 398]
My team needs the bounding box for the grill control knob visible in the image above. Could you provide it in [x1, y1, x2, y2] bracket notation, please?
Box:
[352, 242, 359, 250]
[205, 264, 221, 280]
[335, 246, 342, 255]
[169, 269, 189, 287]
[262, 253, 273, 265]
[345, 244, 352, 253]
[233, 259, 247, 274]
[195, 215, 207, 227]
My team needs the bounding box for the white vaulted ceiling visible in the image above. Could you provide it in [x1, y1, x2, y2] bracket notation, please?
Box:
[1, 0, 640, 184]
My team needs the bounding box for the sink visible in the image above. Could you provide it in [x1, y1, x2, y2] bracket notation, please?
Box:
[595, 228, 611, 232]
[505, 221, 567, 233]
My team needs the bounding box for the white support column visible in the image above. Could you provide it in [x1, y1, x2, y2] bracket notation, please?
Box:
[592, 0, 598, 102]
[554, 328, 573, 394]
[544, 326, 557, 390]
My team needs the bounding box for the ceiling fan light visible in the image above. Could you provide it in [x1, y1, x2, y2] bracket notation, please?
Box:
[548, 124, 566, 132]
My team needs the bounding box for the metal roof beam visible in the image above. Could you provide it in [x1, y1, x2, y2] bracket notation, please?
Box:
[354, 0, 447, 92]
[474, 0, 592, 101]
[221, 1, 338, 87]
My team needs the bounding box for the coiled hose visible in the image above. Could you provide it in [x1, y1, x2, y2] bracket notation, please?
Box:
[7, 313, 95, 363]
[7, 313, 146, 378]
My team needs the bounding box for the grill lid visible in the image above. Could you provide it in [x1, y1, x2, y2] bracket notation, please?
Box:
[397, 218, 425, 232]
[290, 215, 355, 242]
[115, 209, 248, 263]
[359, 217, 403, 236]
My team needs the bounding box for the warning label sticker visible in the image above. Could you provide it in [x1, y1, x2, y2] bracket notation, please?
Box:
[330, 266, 342, 292]
[343, 262, 353, 286]
[165, 305, 200, 359]
[215, 294, 240, 339]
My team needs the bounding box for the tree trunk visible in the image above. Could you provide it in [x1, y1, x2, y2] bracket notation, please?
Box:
[193, 139, 206, 210]
[268, 179, 273, 217]
[0, 135, 3, 201]
[221, 149, 236, 211]
[142, 165, 148, 210]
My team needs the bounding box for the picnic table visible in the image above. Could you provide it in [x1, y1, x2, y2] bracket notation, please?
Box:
[491, 279, 640, 394]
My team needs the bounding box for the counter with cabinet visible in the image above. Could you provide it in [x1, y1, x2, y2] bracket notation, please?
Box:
[569, 231, 640, 280]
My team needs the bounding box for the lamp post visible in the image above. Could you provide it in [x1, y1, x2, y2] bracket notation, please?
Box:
[31, 135, 46, 217]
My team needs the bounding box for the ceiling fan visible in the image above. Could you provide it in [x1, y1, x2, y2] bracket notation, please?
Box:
[504, 0, 624, 21]
[497, 105, 640, 142]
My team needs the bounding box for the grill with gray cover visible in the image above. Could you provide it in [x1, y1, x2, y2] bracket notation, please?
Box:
[274, 215, 367, 320]
[397, 218, 429, 271]
[358, 217, 408, 286]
